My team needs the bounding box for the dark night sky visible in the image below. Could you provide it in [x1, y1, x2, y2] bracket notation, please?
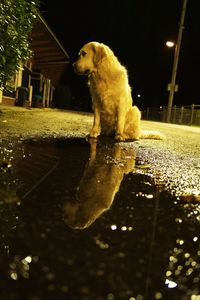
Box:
[40, 0, 200, 108]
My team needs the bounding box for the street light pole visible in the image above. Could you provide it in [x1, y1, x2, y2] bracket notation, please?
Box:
[166, 0, 188, 123]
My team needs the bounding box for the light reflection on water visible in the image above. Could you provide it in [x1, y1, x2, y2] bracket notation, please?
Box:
[0, 137, 199, 300]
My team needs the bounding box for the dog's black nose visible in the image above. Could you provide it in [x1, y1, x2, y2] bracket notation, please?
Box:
[73, 62, 77, 70]
[73, 62, 79, 74]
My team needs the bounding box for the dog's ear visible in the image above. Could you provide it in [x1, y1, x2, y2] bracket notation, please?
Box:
[93, 44, 107, 65]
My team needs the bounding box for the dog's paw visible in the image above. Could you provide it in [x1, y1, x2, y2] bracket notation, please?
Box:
[89, 130, 99, 139]
[115, 133, 125, 142]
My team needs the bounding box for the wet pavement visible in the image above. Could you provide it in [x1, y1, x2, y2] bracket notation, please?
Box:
[0, 126, 200, 300]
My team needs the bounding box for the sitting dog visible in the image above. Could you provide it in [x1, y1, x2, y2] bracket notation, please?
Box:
[73, 41, 165, 141]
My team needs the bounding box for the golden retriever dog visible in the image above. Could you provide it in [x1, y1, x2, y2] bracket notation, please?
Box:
[63, 139, 136, 229]
[73, 41, 165, 141]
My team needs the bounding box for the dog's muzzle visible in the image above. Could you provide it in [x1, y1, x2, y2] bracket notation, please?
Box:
[73, 62, 90, 75]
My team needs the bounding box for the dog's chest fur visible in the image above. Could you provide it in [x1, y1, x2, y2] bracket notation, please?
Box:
[89, 74, 118, 115]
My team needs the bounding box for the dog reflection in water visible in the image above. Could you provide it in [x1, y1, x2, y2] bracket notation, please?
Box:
[63, 138, 136, 229]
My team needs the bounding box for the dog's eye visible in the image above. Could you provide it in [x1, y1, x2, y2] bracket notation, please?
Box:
[81, 51, 87, 57]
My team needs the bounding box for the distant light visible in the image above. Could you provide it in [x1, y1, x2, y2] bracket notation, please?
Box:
[121, 226, 127, 231]
[24, 256, 32, 263]
[165, 279, 177, 288]
[137, 94, 141, 98]
[166, 41, 175, 48]
[145, 194, 154, 199]
[111, 225, 117, 230]
[10, 272, 18, 280]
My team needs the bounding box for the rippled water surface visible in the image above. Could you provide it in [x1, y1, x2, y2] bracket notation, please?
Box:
[0, 138, 199, 300]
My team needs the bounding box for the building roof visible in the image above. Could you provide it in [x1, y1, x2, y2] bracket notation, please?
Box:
[30, 14, 70, 85]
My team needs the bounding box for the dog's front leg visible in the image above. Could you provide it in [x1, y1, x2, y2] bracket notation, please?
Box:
[115, 108, 126, 141]
[89, 106, 100, 138]
[88, 138, 97, 164]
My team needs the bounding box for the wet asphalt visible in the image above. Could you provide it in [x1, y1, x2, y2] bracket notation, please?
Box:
[0, 106, 200, 300]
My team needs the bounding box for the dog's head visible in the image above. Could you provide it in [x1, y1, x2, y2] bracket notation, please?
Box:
[73, 41, 111, 75]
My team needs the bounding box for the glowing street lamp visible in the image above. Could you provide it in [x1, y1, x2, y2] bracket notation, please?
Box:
[166, 41, 175, 48]
[166, 41, 179, 100]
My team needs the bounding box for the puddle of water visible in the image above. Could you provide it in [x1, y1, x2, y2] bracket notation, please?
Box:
[0, 138, 199, 300]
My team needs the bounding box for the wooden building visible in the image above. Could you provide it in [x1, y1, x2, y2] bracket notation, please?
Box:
[0, 14, 70, 107]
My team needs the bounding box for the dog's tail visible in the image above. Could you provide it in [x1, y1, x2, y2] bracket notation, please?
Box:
[140, 130, 166, 140]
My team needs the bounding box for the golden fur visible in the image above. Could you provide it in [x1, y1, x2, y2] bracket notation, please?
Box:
[73, 41, 165, 141]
